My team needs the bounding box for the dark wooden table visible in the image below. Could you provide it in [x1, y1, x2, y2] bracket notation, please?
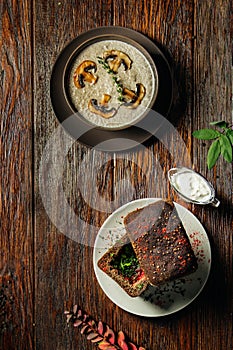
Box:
[1, 1, 232, 349]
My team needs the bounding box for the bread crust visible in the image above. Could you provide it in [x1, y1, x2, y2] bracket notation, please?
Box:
[124, 200, 198, 286]
[97, 234, 149, 297]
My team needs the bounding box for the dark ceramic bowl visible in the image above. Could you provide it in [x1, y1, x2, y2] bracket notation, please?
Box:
[50, 26, 173, 151]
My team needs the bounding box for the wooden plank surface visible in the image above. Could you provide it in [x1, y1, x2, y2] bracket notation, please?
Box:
[0, 1, 33, 349]
[192, 1, 232, 349]
[33, 2, 194, 350]
[0, 0, 232, 349]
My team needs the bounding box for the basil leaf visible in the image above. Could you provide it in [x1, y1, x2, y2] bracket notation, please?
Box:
[209, 120, 228, 128]
[219, 134, 233, 163]
[226, 129, 233, 145]
[207, 139, 221, 169]
[193, 129, 220, 140]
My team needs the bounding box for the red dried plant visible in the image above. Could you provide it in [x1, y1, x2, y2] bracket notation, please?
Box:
[65, 305, 146, 350]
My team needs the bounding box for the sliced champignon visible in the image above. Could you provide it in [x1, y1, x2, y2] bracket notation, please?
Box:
[88, 94, 117, 119]
[73, 60, 98, 89]
[103, 50, 132, 73]
[122, 83, 146, 108]
[99, 94, 111, 106]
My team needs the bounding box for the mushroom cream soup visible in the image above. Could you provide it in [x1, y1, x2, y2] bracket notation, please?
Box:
[68, 40, 157, 129]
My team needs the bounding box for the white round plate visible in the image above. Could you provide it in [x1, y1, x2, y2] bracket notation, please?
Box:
[93, 198, 211, 317]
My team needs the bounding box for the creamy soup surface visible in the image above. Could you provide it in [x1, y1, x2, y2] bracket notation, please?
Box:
[68, 40, 157, 129]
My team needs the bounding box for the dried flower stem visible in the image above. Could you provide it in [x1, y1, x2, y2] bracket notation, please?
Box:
[65, 305, 146, 350]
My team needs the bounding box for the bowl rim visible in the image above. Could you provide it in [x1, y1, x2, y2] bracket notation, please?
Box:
[64, 33, 159, 131]
[50, 26, 173, 151]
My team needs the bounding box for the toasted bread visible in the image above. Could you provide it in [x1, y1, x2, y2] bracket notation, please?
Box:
[124, 200, 198, 286]
[97, 234, 149, 297]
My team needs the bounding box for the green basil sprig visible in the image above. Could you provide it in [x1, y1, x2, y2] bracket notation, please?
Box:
[193, 121, 233, 169]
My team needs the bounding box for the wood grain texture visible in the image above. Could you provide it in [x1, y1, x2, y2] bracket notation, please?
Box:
[192, 1, 232, 350]
[0, 0, 33, 349]
[0, 0, 232, 349]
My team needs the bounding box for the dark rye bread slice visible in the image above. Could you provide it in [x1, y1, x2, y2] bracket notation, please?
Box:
[124, 200, 198, 286]
[97, 234, 149, 297]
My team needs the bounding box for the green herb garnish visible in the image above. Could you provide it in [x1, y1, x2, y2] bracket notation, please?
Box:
[111, 244, 139, 278]
[193, 120, 233, 169]
[97, 56, 124, 102]
[137, 283, 144, 290]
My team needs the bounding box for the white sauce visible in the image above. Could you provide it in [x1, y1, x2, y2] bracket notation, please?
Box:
[170, 172, 212, 202]
[68, 40, 157, 129]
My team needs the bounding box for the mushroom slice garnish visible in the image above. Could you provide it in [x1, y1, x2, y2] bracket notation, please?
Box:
[73, 60, 98, 89]
[88, 94, 117, 119]
[99, 94, 111, 106]
[103, 50, 132, 73]
[122, 83, 146, 108]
